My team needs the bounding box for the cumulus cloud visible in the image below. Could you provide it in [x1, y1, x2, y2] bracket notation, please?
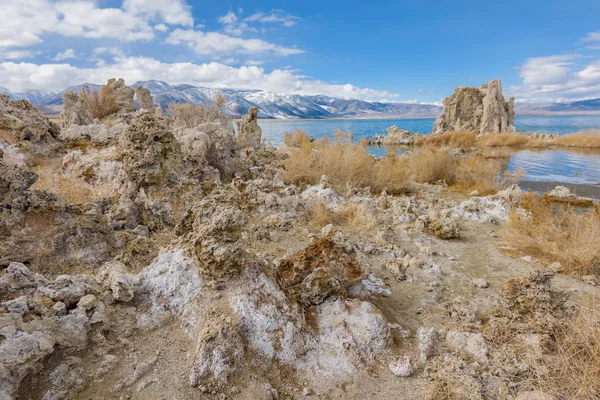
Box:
[0, 50, 36, 60]
[52, 49, 77, 61]
[0, 57, 398, 101]
[508, 30, 600, 102]
[508, 54, 600, 102]
[166, 29, 304, 56]
[0, 0, 193, 52]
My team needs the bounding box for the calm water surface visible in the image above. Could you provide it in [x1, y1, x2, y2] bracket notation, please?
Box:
[259, 115, 600, 185]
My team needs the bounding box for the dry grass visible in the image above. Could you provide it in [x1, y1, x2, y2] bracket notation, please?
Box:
[477, 133, 530, 147]
[531, 302, 600, 399]
[407, 146, 452, 184]
[79, 85, 118, 119]
[306, 202, 377, 233]
[416, 131, 477, 149]
[283, 130, 411, 194]
[167, 93, 227, 128]
[501, 192, 600, 276]
[30, 158, 111, 204]
[450, 156, 523, 195]
[555, 129, 600, 148]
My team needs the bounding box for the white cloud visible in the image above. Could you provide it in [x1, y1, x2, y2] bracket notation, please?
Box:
[518, 54, 578, 86]
[154, 24, 169, 32]
[508, 55, 600, 102]
[582, 31, 600, 42]
[0, 0, 194, 52]
[0, 50, 36, 60]
[52, 48, 76, 61]
[166, 29, 304, 56]
[245, 10, 300, 27]
[0, 57, 398, 102]
[123, 0, 194, 27]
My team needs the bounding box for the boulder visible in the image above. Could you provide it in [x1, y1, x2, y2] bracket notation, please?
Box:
[367, 125, 416, 145]
[433, 79, 515, 135]
[236, 107, 262, 149]
[0, 94, 59, 144]
[59, 91, 93, 128]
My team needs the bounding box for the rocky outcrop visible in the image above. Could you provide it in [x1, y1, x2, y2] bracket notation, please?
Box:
[135, 86, 155, 111]
[367, 125, 417, 146]
[433, 79, 515, 135]
[106, 78, 136, 115]
[236, 107, 261, 149]
[0, 94, 59, 145]
[59, 91, 93, 128]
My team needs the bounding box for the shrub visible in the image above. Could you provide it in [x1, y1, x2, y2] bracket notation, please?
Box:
[501, 192, 600, 276]
[407, 146, 452, 184]
[167, 93, 227, 128]
[80, 85, 119, 119]
[416, 131, 477, 148]
[450, 155, 523, 195]
[283, 130, 411, 194]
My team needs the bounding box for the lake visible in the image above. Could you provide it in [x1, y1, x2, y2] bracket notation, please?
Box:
[258, 115, 600, 187]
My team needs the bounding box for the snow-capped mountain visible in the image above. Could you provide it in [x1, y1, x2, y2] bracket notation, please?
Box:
[1, 80, 442, 119]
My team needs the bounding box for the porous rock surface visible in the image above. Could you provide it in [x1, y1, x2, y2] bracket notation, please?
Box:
[59, 92, 94, 128]
[236, 107, 262, 149]
[433, 79, 515, 135]
[0, 77, 594, 400]
[367, 125, 417, 146]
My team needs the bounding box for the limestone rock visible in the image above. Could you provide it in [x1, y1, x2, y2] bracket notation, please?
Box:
[98, 261, 140, 303]
[106, 78, 136, 115]
[59, 91, 93, 128]
[446, 331, 489, 361]
[135, 86, 155, 111]
[367, 125, 416, 145]
[300, 268, 341, 306]
[276, 234, 363, 304]
[433, 79, 515, 135]
[236, 107, 262, 149]
[388, 356, 413, 377]
[0, 94, 59, 144]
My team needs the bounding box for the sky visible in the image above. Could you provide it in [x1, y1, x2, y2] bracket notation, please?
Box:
[1, 0, 600, 104]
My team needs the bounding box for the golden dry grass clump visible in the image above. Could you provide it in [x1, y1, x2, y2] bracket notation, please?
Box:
[415, 131, 477, 149]
[555, 129, 600, 148]
[80, 85, 119, 120]
[306, 202, 377, 233]
[406, 145, 452, 184]
[501, 192, 600, 276]
[283, 130, 411, 194]
[535, 304, 600, 399]
[167, 93, 227, 128]
[477, 133, 530, 147]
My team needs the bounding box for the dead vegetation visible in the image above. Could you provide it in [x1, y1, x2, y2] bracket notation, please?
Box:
[283, 130, 411, 194]
[534, 303, 600, 399]
[501, 192, 600, 276]
[167, 93, 227, 128]
[555, 129, 600, 148]
[284, 130, 519, 196]
[307, 202, 377, 233]
[415, 131, 477, 149]
[79, 85, 119, 119]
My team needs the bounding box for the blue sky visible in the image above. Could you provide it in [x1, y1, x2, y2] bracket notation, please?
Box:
[1, 0, 600, 104]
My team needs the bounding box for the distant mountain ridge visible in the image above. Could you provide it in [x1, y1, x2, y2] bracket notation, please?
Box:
[3, 81, 600, 118]
[0, 81, 442, 119]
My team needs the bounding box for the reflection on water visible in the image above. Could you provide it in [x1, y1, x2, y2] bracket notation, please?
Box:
[508, 149, 600, 185]
[259, 115, 600, 185]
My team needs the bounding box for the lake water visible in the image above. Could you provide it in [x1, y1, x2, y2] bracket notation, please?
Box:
[259, 115, 600, 186]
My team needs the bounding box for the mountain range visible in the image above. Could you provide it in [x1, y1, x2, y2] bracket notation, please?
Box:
[2, 81, 600, 119]
[0, 81, 442, 119]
